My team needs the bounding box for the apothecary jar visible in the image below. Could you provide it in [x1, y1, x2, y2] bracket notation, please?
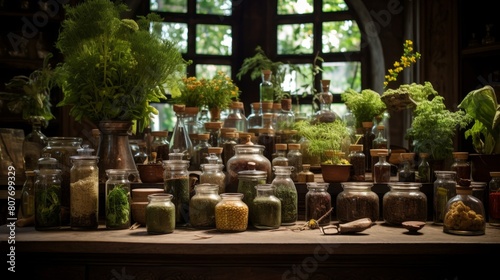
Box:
[337, 182, 379, 223]
[226, 144, 272, 193]
[105, 169, 131, 230]
[383, 182, 427, 226]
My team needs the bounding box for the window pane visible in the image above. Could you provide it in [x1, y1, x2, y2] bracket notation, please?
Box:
[322, 0, 349, 12]
[196, 24, 232, 55]
[195, 65, 231, 79]
[277, 0, 313, 15]
[281, 64, 314, 97]
[151, 22, 188, 53]
[150, 0, 187, 13]
[197, 0, 232, 16]
[150, 103, 177, 132]
[322, 21, 361, 53]
[322, 61, 362, 93]
[277, 23, 314, 54]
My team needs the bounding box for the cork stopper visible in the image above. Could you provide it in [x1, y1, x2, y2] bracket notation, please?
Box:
[261, 101, 273, 111]
[173, 104, 186, 113]
[275, 143, 287, 151]
[198, 133, 210, 140]
[370, 148, 388, 157]
[231, 101, 244, 109]
[205, 121, 223, 129]
[251, 102, 261, 110]
[362, 121, 374, 129]
[273, 103, 281, 111]
[452, 152, 469, 160]
[376, 125, 385, 131]
[208, 147, 223, 154]
[184, 106, 199, 115]
[490, 171, 500, 177]
[419, 152, 429, 158]
[288, 143, 300, 150]
[321, 79, 330, 92]
[151, 131, 168, 137]
[400, 152, 415, 161]
[349, 144, 363, 152]
[92, 128, 100, 137]
[220, 127, 237, 134]
[262, 69, 272, 79]
[224, 131, 239, 139]
[281, 98, 292, 110]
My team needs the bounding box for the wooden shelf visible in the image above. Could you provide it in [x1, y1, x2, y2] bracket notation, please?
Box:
[462, 43, 500, 57]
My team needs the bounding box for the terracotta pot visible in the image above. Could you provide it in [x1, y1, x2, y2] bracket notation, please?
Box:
[320, 164, 352, 183]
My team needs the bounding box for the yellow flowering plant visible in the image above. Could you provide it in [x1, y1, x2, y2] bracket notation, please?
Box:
[383, 40, 421, 89]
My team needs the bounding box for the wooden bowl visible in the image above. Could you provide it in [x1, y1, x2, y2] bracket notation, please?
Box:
[131, 188, 164, 202]
[320, 164, 352, 183]
[131, 201, 148, 225]
[137, 163, 164, 183]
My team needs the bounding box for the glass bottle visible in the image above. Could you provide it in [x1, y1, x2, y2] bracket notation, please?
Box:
[372, 125, 388, 149]
[34, 168, 62, 230]
[237, 162, 268, 219]
[450, 152, 471, 184]
[247, 102, 263, 129]
[260, 69, 274, 103]
[311, 80, 340, 124]
[383, 182, 427, 226]
[444, 181, 485, 235]
[305, 182, 331, 226]
[373, 152, 391, 183]
[361, 122, 375, 172]
[163, 158, 190, 226]
[183, 106, 203, 136]
[189, 183, 221, 228]
[191, 133, 211, 171]
[417, 152, 431, 183]
[276, 98, 295, 135]
[24, 116, 48, 171]
[69, 144, 99, 230]
[272, 166, 297, 226]
[169, 104, 193, 162]
[215, 193, 249, 232]
[257, 114, 276, 163]
[489, 171, 500, 226]
[207, 147, 223, 165]
[221, 131, 239, 170]
[133, 140, 148, 164]
[348, 144, 365, 182]
[298, 136, 321, 168]
[297, 164, 315, 183]
[433, 171, 457, 225]
[272, 143, 288, 167]
[204, 121, 223, 148]
[146, 193, 175, 234]
[198, 107, 210, 126]
[199, 153, 226, 194]
[337, 182, 379, 223]
[226, 144, 272, 193]
[21, 170, 36, 219]
[398, 153, 416, 182]
[252, 184, 281, 229]
[105, 169, 131, 230]
[150, 131, 170, 162]
[286, 143, 302, 182]
[223, 101, 248, 133]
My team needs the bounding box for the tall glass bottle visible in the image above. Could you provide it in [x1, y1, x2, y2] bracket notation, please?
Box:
[276, 98, 295, 141]
[150, 131, 170, 162]
[105, 169, 131, 230]
[24, 116, 48, 171]
[450, 151, 471, 184]
[489, 171, 500, 226]
[260, 69, 274, 103]
[272, 166, 297, 225]
[417, 152, 431, 183]
[169, 104, 193, 162]
[204, 121, 223, 148]
[247, 102, 263, 129]
[373, 152, 391, 183]
[287, 143, 302, 182]
[311, 80, 340, 124]
[372, 125, 388, 149]
[361, 122, 375, 172]
[191, 133, 211, 171]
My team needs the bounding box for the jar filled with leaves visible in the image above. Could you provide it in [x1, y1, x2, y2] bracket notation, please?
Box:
[305, 182, 331, 226]
[272, 166, 297, 225]
[34, 168, 62, 230]
[105, 169, 131, 230]
[251, 184, 281, 229]
[146, 193, 176, 234]
[189, 184, 221, 228]
[337, 182, 379, 223]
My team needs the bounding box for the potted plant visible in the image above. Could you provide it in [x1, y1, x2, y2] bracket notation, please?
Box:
[341, 88, 386, 131]
[54, 0, 189, 181]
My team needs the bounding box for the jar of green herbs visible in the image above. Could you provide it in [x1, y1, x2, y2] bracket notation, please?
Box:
[251, 184, 281, 229]
[189, 184, 221, 228]
[272, 166, 297, 225]
[105, 169, 131, 230]
[163, 159, 190, 226]
[146, 193, 175, 234]
[34, 168, 62, 230]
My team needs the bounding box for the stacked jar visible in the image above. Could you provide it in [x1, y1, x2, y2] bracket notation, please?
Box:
[237, 162, 268, 219]
[226, 144, 272, 193]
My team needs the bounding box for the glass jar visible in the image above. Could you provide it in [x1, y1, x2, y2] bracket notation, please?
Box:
[311, 80, 340, 124]
[23, 116, 48, 171]
[383, 182, 427, 226]
[398, 153, 416, 182]
[362, 122, 375, 172]
[337, 182, 379, 223]
[34, 169, 62, 230]
[272, 166, 298, 225]
[276, 98, 295, 134]
[489, 171, 500, 226]
[260, 69, 274, 103]
[189, 184, 221, 228]
[450, 152, 470, 184]
[223, 101, 248, 133]
[257, 127, 276, 163]
[204, 121, 223, 148]
[373, 152, 391, 183]
[221, 131, 239, 170]
[286, 143, 302, 182]
[21, 170, 36, 220]
[247, 102, 263, 129]
[191, 133, 211, 171]
[444, 184, 485, 235]
[348, 144, 365, 182]
[69, 145, 99, 230]
[150, 130, 170, 162]
[169, 104, 193, 161]
[372, 125, 388, 149]
[297, 164, 315, 183]
[215, 193, 249, 232]
[199, 153, 226, 194]
[433, 171, 457, 225]
[163, 159, 191, 226]
[305, 182, 331, 226]
[226, 144, 272, 193]
[251, 184, 281, 229]
[417, 152, 431, 183]
[105, 169, 131, 230]
[146, 193, 176, 234]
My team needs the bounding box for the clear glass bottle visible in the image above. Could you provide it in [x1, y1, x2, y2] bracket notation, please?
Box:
[272, 143, 288, 167]
[204, 121, 223, 148]
[398, 153, 416, 182]
[251, 184, 281, 229]
[163, 158, 191, 226]
[286, 143, 302, 182]
[417, 152, 431, 183]
[489, 171, 500, 226]
[24, 116, 48, 171]
[21, 170, 36, 219]
[260, 69, 274, 103]
[305, 182, 331, 226]
[105, 169, 131, 230]
[215, 193, 249, 232]
[450, 152, 471, 184]
[237, 162, 268, 219]
[223, 101, 248, 133]
[150, 131, 170, 162]
[69, 144, 99, 230]
[146, 193, 176, 234]
[433, 171, 457, 225]
[34, 168, 62, 230]
[207, 147, 224, 165]
[311, 80, 340, 124]
[169, 104, 193, 162]
[348, 144, 365, 182]
[297, 164, 315, 183]
[361, 122, 375, 172]
[257, 115, 276, 163]
[383, 182, 427, 226]
[272, 166, 297, 226]
[372, 125, 388, 149]
[276, 98, 295, 134]
[183, 106, 203, 136]
[221, 131, 239, 170]
[189, 183, 221, 228]
[199, 153, 226, 194]
[373, 152, 391, 183]
[247, 102, 263, 129]
[191, 133, 211, 171]
[337, 182, 379, 223]
[444, 182, 485, 235]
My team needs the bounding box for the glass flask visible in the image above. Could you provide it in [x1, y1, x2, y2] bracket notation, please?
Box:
[450, 152, 471, 184]
[21, 170, 36, 220]
[163, 157, 190, 226]
[276, 98, 295, 135]
[311, 80, 340, 124]
[444, 182, 485, 235]
[272, 166, 297, 225]
[433, 171, 457, 225]
[489, 171, 500, 226]
[237, 162, 268, 219]
[169, 104, 193, 162]
[373, 152, 391, 183]
[247, 102, 263, 129]
[146, 193, 176, 234]
[305, 182, 331, 226]
[260, 69, 274, 103]
[34, 168, 62, 230]
[337, 182, 379, 223]
[251, 184, 281, 229]
[372, 125, 388, 149]
[383, 182, 427, 226]
[69, 144, 99, 230]
[23, 116, 48, 171]
[348, 144, 365, 182]
[183, 106, 203, 136]
[105, 169, 131, 230]
[199, 153, 226, 194]
[417, 152, 431, 183]
[189, 183, 221, 228]
[215, 193, 249, 232]
[204, 121, 223, 148]
[226, 144, 272, 193]
[398, 153, 416, 182]
[286, 143, 302, 182]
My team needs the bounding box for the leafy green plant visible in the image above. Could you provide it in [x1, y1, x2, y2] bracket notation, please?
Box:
[341, 89, 386, 129]
[54, 0, 189, 132]
[106, 184, 130, 227]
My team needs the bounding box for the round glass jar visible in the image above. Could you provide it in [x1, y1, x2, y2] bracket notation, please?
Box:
[251, 184, 281, 229]
[34, 169, 62, 230]
[189, 184, 221, 228]
[237, 163, 267, 218]
[305, 182, 331, 226]
[337, 182, 379, 223]
[383, 182, 427, 226]
[444, 184, 485, 235]
[272, 166, 298, 226]
[146, 193, 176, 234]
[199, 162, 226, 194]
[226, 144, 272, 193]
[215, 193, 249, 232]
[105, 169, 131, 230]
[433, 171, 457, 225]
[163, 159, 190, 226]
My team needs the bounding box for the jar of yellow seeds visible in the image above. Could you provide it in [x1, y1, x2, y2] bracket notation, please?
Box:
[215, 193, 249, 232]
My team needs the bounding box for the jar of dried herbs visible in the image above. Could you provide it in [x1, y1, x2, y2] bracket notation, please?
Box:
[272, 166, 298, 225]
[286, 143, 302, 182]
[383, 182, 427, 226]
[215, 193, 249, 232]
[237, 163, 268, 220]
[251, 184, 281, 229]
[199, 153, 226, 194]
[163, 159, 191, 226]
[146, 193, 175, 234]
[337, 182, 379, 223]
[226, 144, 272, 193]
[189, 184, 221, 228]
[433, 171, 456, 225]
[105, 169, 131, 230]
[305, 182, 331, 226]
[347, 144, 365, 182]
[34, 168, 62, 230]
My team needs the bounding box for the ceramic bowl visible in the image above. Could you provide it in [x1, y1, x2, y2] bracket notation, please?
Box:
[137, 163, 164, 183]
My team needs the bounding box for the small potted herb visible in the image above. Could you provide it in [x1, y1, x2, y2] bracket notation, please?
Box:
[341, 88, 386, 131]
